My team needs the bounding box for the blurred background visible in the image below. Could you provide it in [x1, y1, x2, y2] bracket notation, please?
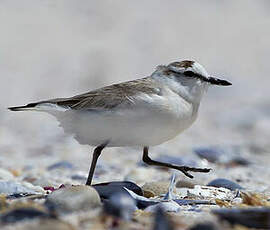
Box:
[0, 0, 269, 181]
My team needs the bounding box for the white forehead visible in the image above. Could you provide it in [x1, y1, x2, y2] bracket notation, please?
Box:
[188, 62, 209, 77]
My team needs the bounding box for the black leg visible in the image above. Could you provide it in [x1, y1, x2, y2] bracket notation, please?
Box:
[86, 143, 108, 186]
[142, 146, 211, 178]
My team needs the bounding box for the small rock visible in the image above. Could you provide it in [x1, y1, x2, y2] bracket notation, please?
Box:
[194, 147, 223, 163]
[71, 175, 86, 181]
[46, 185, 101, 213]
[103, 192, 137, 220]
[213, 208, 270, 229]
[70, 172, 87, 181]
[47, 161, 73, 171]
[189, 222, 217, 230]
[0, 168, 14, 180]
[93, 181, 143, 200]
[194, 146, 250, 166]
[207, 178, 243, 191]
[176, 180, 196, 189]
[0, 181, 43, 196]
[145, 200, 180, 213]
[153, 206, 174, 230]
[1, 207, 49, 223]
[142, 181, 176, 198]
[230, 157, 250, 166]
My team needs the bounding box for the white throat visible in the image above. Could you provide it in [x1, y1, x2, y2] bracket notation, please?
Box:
[151, 68, 209, 105]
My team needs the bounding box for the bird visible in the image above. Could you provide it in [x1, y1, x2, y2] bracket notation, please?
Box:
[8, 60, 232, 185]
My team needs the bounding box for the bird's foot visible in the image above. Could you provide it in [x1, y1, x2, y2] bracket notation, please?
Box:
[173, 165, 211, 178]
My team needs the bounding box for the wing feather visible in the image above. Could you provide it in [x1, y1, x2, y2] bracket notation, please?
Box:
[38, 77, 161, 110]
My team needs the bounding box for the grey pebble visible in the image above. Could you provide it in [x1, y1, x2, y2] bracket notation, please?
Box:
[103, 192, 137, 220]
[46, 185, 101, 213]
[189, 222, 217, 230]
[213, 208, 270, 229]
[144, 200, 180, 213]
[71, 174, 87, 181]
[194, 146, 250, 166]
[47, 161, 74, 170]
[1, 207, 50, 224]
[0, 181, 39, 195]
[153, 206, 174, 230]
[207, 178, 243, 191]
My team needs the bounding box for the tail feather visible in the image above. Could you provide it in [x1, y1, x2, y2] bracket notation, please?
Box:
[8, 102, 69, 112]
[8, 103, 39, 111]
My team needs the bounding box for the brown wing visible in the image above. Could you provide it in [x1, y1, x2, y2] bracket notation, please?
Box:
[40, 77, 161, 110]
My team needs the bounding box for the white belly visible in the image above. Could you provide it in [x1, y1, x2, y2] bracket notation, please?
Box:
[53, 95, 197, 147]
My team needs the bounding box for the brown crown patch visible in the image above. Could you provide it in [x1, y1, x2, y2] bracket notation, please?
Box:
[172, 60, 194, 69]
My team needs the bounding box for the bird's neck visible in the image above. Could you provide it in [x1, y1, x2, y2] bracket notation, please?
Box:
[152, 73, 209, 104]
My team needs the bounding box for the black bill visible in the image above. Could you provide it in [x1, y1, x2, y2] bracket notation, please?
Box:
[207, 77, 232, 86]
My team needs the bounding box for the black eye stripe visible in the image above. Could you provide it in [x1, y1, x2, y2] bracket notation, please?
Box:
[183, 71, 194, 77]
[183, 71, 210, 82]
[184, 71, 203, 79]
[170, 69, 208, 82]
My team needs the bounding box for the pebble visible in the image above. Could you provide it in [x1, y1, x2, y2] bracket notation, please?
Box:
[46, 185, 101, 213]
[144, 200, 180, 213]
[194, 147, 223, 163]
[70, 172, 87, 181]
[142, 181, 176, 198]
[176, 180, 196, 189]
[93, 181, 143, 200]
[103, 192, 137, 220]
[213, 208, 270, 229]
[193, 146, 250, 166]
[0, 181, 43, 195]
[207, 178, 243, 191]
[153, 206, 174, 230]
[0, 168, 15, 180]
[47, 161, 74, 171]
[189, 222, 217, 230]
[1, 207, 49, 223]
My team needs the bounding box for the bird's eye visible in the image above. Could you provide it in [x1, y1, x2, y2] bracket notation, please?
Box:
[183, 71, 194, 77]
